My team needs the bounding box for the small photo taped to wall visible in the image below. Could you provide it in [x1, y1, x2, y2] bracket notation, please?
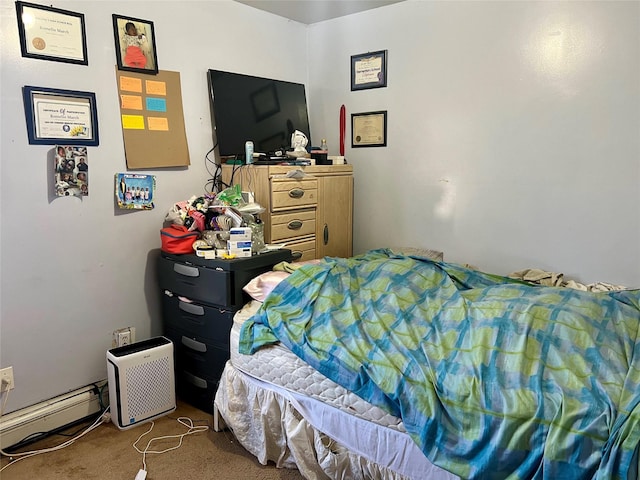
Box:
[54, 145, 88, 197]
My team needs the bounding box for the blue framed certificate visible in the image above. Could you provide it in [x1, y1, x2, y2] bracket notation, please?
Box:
[22, 85, 99, 146]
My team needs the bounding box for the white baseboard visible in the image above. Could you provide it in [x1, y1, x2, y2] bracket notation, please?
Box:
[0, 382, 106, 450]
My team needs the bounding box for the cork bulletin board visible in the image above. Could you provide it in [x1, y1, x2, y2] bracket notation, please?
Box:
[115, 67, 190, 169]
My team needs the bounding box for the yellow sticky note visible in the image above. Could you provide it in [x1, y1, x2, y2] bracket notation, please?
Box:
[146, 80, 167, 96]
[119, 76, 143, 93]
[147, 116, 169, 131]
[121, 115, 145, 130]
[120, 95, 143, 110]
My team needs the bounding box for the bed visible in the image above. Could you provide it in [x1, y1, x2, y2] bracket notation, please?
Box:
[214, 248, 640, 479]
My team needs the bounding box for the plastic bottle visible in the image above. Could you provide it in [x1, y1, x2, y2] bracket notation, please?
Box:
[245, 141, 254, 164]
[320, 138, 328, 153]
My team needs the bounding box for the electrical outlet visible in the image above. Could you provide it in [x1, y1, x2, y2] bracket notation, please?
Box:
[112, 327, 135, 347]
[1, 366, 15, 392]
[117, 330, 131, 346]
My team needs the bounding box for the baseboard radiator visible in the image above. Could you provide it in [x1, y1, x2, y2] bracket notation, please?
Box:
[0, 382, 105, 450]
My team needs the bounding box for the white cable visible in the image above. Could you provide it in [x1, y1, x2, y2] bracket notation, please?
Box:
[132, 416, 209, 474]
[0, 407, 111, 473]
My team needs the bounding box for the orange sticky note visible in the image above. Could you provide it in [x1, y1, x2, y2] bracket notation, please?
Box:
[146, 80, 167, 96]
[147, 116, 169, 131]
[119, 76, 143, 93]
[120, 95, 143, 110]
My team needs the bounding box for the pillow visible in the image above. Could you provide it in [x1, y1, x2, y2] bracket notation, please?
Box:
[243, 270, 290, 302]
[389, 247, 444, 262]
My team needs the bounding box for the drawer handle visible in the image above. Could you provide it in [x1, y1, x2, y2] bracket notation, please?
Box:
[182, 336, 207, 352]
[324, 224, 329, 245]
[179, 301, 204, 316]
[183, 371, 208, 389]
[291, 251, 303, 260]
[287, 220, 303, 230]
[288, 188, 304, 199]
[173, 263, 199, 277]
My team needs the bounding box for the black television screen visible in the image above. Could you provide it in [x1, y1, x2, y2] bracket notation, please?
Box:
[207, 69, 312, 158]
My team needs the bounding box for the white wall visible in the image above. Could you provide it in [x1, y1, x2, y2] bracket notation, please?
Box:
[307, 0, 640, 286]
[0, 0, 307, 413]
[2, 0, 639, 415]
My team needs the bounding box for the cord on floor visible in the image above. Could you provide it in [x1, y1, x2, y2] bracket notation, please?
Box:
[0, 406, 111, 473]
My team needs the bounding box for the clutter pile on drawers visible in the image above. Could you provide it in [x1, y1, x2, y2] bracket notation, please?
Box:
[161, 185, 265, 258]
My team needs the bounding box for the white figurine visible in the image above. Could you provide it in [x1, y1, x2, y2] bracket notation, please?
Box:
[289, 130, 309, 157]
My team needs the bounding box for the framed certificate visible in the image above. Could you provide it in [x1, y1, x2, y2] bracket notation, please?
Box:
[352, 111, 387, 148]
[15, 1, 88, 65]
[22, 86, 99, 146]
[351, 50, 387, 91]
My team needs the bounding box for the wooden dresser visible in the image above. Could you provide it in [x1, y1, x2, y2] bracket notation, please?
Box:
[221, 164, 353, 261]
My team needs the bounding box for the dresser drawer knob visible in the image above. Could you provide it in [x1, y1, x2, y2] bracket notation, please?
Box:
[288, 188, 304, 199]
[287, 220, 303, 230]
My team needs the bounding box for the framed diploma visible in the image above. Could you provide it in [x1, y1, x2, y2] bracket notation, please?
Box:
[22, 86, 99, 146]
[351, 50, 387, 91]
[112, 14, 159, 74]
[352, 111, 387, 148]
[15, 1, 88, 65]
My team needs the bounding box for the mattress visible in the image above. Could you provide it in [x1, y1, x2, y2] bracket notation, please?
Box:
[230, 301, 405, 431]
[225, 300, 458, 480]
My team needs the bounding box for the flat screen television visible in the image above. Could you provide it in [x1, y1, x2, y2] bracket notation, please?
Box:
[207, 69, 312, 158]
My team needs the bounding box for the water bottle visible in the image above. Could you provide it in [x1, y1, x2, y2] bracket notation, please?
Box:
[320, 138, 328, 153]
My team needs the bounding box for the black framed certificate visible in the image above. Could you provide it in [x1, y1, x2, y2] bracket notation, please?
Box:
[22, 86, 99, 146]
[352, 111, 387, 148]
[15, 1, 88, 65]
[351, 50, 387, 91]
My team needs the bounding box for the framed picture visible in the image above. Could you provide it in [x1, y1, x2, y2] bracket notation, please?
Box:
[350, 50, 387, 91]
[352, 111, 387, 148]
[115, 173, 156, 210]
[22, 85, 99, 146]
[15, 1, 88, 65]
[112, 14, 158, 74]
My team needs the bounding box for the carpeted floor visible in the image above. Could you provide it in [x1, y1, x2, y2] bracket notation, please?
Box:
[0, 400, 305, 479]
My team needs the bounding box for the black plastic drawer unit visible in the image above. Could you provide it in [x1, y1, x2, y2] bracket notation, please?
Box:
[158, 248, 292, 413]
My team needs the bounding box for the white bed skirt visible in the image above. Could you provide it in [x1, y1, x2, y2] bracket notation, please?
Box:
[214, 362, 458, 480]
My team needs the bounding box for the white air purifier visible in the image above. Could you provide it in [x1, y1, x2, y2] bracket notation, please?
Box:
[106, 336, 176, 430]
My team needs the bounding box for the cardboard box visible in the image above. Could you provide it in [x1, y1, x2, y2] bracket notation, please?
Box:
[229, 227, 252, 241]
[227, 240, 252, 250]
[228, 248, 252, 258]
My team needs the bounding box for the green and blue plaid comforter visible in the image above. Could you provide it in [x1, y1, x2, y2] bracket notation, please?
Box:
[239, 249, 640, 479]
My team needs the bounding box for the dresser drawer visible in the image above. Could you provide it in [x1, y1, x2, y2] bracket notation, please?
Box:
[162, 293, 235, 347]
[271, 178, 318, 210]
[158, 256, 231, 306]
[174, 368, 222, 413]
[271, 210, 316, 242]
[165, 326, 230, 377]
[286, 238, 316, 262]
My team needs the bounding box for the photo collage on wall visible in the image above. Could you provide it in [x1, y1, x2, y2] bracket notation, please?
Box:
[55, 145, 89, 197]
